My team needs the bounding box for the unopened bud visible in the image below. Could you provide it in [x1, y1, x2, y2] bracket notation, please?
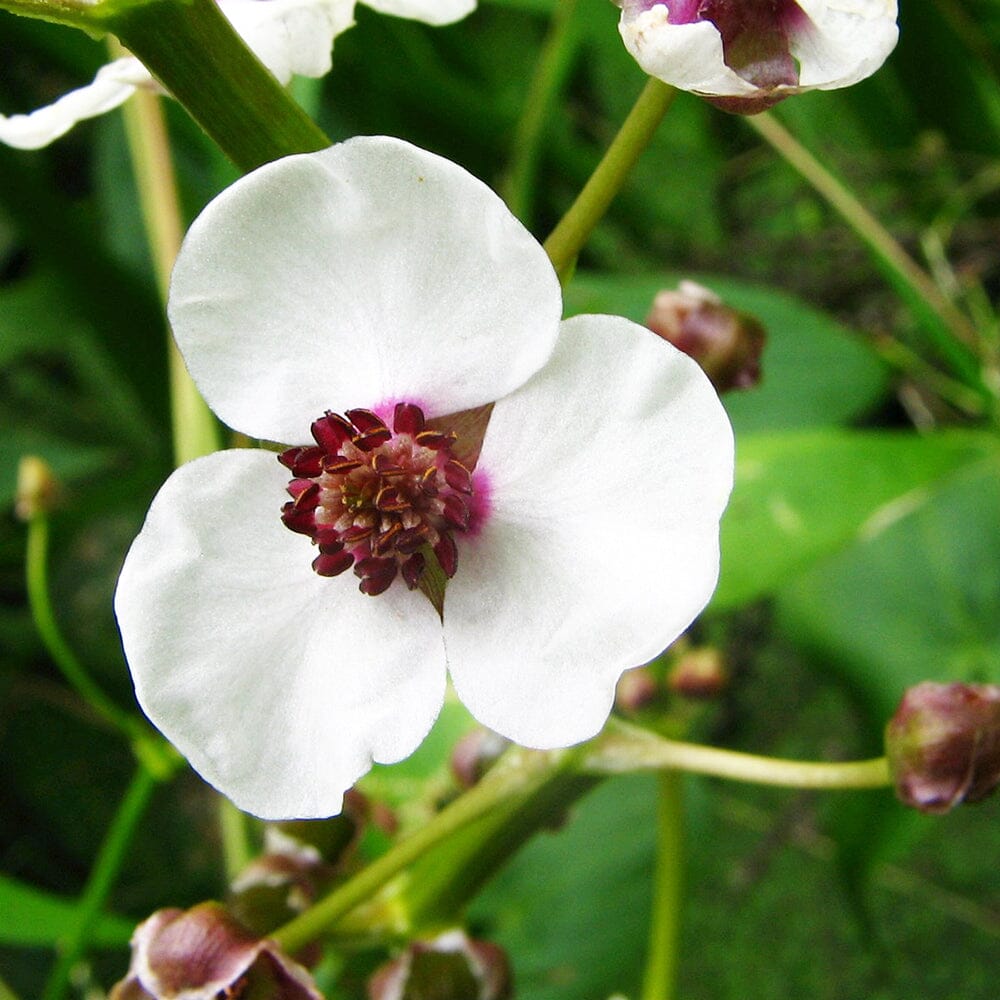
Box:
[885, 682, 1000, 814]
[667, 647, 728, 700]
[15, 455, 59, 521]
[615, 666, 660, 714]
[109, 902, 322, 999]
[646, 281, 766, 392]
[368, 930, 511, 1000]
[451, 728, 511, 789]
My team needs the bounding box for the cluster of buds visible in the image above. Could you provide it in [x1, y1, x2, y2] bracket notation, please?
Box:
[645, 281, 766, 393]
[615, 645, 730, 714]
[885, 682, 1000, 814]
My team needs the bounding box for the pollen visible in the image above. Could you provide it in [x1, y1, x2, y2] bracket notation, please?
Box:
[278, 403, 475, 596]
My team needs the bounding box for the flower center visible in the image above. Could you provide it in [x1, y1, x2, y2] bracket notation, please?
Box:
[278, 403, 474, 596]
[665, 0, 804, 90]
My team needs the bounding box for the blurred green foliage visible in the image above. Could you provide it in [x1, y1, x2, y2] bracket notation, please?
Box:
[1, 0, 999, 997]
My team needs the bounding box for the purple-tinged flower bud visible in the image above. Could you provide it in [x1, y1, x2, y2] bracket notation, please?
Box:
[885, 682, 1000, 814]
[109, 902, 322, 999]
[368, 930, 511, 1000]
[645, 281, 766, 393]
[451, 728, 511, 789]
[15, 455, 59, 521]
[615, 666, 661, 714]
[666, 647, 729, 700]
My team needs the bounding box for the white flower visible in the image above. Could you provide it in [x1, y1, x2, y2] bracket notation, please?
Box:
[0, 0, 476, 150]
[618, 0, 899, 112]
[114, 136, 734, 819]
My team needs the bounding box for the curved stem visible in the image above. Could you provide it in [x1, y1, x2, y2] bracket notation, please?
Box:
[114, 39, 221, 465]
[589, 720, 891, 790]
[503, 0, 581, 223]
[271, 748, 571, 953]
[25, 514, 140, 740]
[543, 76, 675, 283]
[641, 771, 684, 1000]
[747, 112, 987, 395]
[42, 764, 159, 1000]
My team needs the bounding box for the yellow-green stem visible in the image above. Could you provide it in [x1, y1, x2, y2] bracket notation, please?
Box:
[503, 0, 581, 223]
[115, 40, 221, 466]
[589, 720, 891, 789]
[271, 748, 570, 953]
[543, 76, 675, 283]
[641, 771, 684, 1000]
[748, 112, 986, 393]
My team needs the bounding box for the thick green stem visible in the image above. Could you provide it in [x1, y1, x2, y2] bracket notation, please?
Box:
[42, 764, 159, 1000]
[641, 771, 684, 1000]
[0, 0, 96, 31]
[543, 76, 675, 282]
[271, 748, 572, 953]
[747, 112, 988, 395]
[588, 720, 891, 789]
[503, 0, 582, 223]
[103, 0, 330, 171]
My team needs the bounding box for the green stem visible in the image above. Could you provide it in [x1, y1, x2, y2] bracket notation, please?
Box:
[543, 76, 675, 283]
[747, 112, 986, 392]
[0, 0, 95, 31]
[42, 764, 159, 1000]
[26, 514, 140, 739]
[115, 42, 220, 465]
[103, 0, 330, 172]
[641, 771, 684, 1000]
[271, 748, 571, 953]
[219, 797, 255, 883]
[503, 0, 581, 223]
[0, 974, 22, 1000]
[588, 720, 891, 790]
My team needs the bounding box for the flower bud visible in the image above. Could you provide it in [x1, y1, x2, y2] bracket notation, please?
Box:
[615, 666, 661, 714]
[666, 647, 729, 700]
[645, 281, 766, 392]
[451, 728, 511, 789]
[109, 902, 322, 999]
[368, 930, 511, 1000]
[15, 455, 59, 521]
[885, 682, 1000, 814]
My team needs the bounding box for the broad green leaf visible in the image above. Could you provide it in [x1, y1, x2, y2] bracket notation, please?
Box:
[0, 874, 133, 948]
[714, 429, 997, 609]
[565, 272, 888, 432]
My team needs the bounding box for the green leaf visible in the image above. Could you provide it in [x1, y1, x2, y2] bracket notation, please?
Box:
[564, 272, 889, 431]
[0, 874, 133, 948]
[714, 429, 997, 609]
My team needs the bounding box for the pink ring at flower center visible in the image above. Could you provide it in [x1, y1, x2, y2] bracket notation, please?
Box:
[279, 402, 474, 596]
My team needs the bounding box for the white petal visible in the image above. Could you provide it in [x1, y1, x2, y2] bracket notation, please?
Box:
[362, 0, 477, 26]
[220, 0, 357, 84]
[169, 136, 561, 443]
[444, 314, 734, 748]
[115, 449, 446, 819]
[0, 57, 149, 151]
[794, 0, 898, 90]
[618, 8, 759, 97]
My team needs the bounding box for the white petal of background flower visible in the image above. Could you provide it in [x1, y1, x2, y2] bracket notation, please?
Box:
[444, 314, 734, 748]
[363, 0, 477, 26]
[618, 0, 898, 98]
[168, 137, 562, 444]
[0, 57, 149, 151]
[115, 449, 446, 819]
[220, 0, 356, 85]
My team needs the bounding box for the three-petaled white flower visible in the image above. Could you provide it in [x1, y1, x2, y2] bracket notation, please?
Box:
[618, 0, 899, 113]
[0, 0, 476, 150]
[114, 137, 734, 819]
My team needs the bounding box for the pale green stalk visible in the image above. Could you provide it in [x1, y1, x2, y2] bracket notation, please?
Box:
[503, 0, 582, 223]
[544, 77, 675, 282]
[747, 112, 987, 394]
[641, 771, 685, 1000]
